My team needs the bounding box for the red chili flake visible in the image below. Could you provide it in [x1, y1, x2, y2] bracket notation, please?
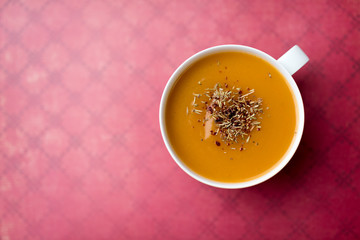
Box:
[215, 141, 221, 146]
[239, 147, 243, 151]
[224, 83, 228, 88]
[257, 128, 261, 131]
[225, 66, 228, 69]
[225, 76, 228, 80]
[219, 70, 222, 73]
[238, 90, 242, 94]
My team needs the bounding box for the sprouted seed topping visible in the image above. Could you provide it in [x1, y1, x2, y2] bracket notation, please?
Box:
[193, 83, 264, 145]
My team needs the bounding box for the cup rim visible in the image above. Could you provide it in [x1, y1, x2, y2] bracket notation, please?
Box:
[159, 44, 305, 189]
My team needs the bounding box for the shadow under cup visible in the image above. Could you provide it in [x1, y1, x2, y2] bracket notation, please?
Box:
[159, 45, 305, 189]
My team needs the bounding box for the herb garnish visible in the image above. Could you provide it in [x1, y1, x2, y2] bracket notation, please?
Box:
[193, 83, 264, 146]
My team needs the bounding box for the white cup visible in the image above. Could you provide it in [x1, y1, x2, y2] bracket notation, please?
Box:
[159, 45, 309, 189]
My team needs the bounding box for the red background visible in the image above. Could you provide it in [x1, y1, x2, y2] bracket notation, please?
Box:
[0, 0, 359, 239]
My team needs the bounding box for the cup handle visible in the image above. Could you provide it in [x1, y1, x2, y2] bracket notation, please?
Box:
[277, 45, 309, 75]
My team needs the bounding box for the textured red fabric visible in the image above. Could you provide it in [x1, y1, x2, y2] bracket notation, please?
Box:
[0, 0, 359, 239]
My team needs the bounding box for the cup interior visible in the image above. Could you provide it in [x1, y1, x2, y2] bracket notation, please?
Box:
[159, 45, 304, 189]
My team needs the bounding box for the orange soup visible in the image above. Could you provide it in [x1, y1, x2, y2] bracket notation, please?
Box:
[165, 51, 298, 183]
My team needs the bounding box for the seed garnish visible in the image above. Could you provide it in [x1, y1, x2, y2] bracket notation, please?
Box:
[192, 83, 264, 146]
